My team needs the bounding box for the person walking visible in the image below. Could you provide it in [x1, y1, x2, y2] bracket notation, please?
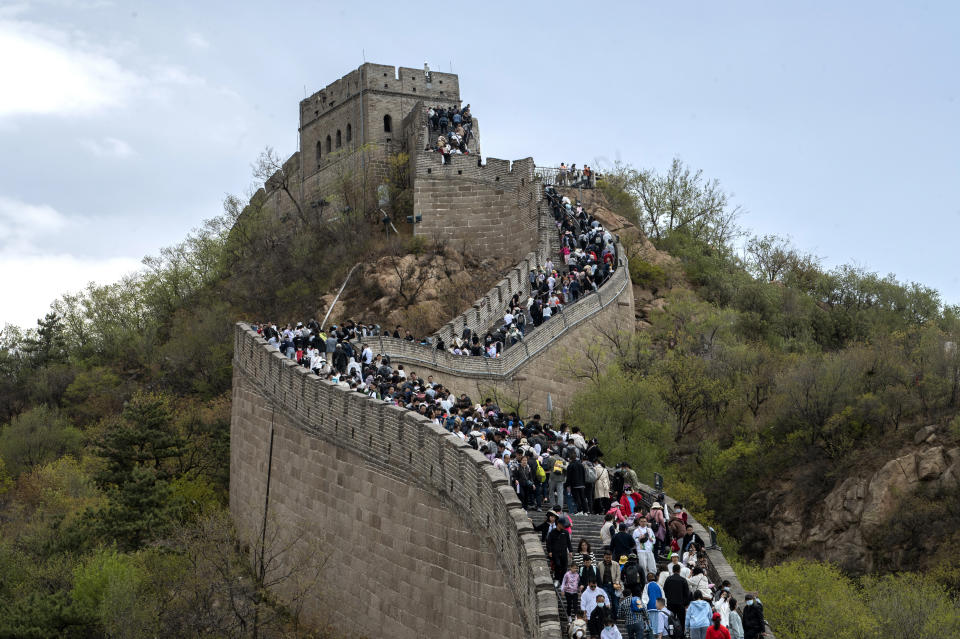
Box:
[706, 612, 731, 639]
[617, 585, 648, 639]
[741, 594, 765, 639]
[663, 565, 691, 637]
[685, 592, 713, 639]
[547, 521, 573, 585]
[727, 598, 744, 639]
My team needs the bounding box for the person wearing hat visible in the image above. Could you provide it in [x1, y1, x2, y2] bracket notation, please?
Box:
[648, 502, 667, 557]
[705, 611, 731, 639]
[659, 553, 690, 586]
[534, 509, 559, 543]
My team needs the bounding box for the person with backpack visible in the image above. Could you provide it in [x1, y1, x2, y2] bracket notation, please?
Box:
[547, 450, 567, 510]
[650, 597, 674, 639]
[648, 502, 667, 556]
[741, 594, 764, 639]
[617, 585, 650, 639]
[663, 564, 691, 637]
[619, 553, 642, 594]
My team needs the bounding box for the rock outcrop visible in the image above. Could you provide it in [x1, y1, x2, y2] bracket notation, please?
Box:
[744, 427, 960, 573]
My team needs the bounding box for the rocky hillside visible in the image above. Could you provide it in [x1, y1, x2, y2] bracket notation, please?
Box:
[744, 424, 960, 574]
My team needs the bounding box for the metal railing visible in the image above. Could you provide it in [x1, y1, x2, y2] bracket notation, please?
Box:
[535, 166, 596, 189]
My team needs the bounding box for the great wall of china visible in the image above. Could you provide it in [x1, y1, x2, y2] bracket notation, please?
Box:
[230, 62, 761, 638]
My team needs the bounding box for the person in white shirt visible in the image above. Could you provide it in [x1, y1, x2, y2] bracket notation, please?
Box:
[360, 344, 373, 364]
[650, 597, 671, 638]
[579, 580, 606, 620]
[599, 617, 622, 639]
[632, 517, 657, 577]
[503, 310, 514, 327]
[658, 554, 690, 586]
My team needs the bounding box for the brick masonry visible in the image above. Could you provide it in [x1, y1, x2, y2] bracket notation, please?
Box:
[231, 324, 562, 639]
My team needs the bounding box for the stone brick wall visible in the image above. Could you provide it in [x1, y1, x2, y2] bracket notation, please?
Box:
[231, 324, 562, 639]
[413, 156, 540, 267]
[368, 256, 635, 417]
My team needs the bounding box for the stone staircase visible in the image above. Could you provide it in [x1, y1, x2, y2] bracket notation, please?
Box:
[528, 508, 670, 638]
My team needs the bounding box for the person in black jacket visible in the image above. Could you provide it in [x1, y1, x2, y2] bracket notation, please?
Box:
[546, 524, 573, 584]
[663, 564, 692, 636]
[565, 454, 589, 514]
[533, 510, 558, 542]
[610, 522, 634, 563]
[742, 593, 765, 639]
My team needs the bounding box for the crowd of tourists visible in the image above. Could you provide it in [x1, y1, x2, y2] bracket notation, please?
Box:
[252, 316, 766, 639]
[555, 162, 596, 188]
[428, 104, 475, 163]
[251, 181, 765, 639]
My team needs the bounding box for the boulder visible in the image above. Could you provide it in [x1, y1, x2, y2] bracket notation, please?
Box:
[914, 424, 938, 445]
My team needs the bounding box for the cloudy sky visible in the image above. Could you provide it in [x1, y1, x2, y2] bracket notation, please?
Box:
[1, 0, 958, 329]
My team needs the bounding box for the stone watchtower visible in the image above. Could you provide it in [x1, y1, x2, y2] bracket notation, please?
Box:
[297, 63, 465, 205]
[252, 61, 538, 267]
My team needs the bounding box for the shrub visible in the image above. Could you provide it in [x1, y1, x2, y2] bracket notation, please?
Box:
[736, 560, 876, 639]
[629, 258, 667, 291]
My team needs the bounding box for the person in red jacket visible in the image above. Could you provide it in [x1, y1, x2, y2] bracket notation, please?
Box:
[618, 485, 641, 516]
[706, 612, 731, 639]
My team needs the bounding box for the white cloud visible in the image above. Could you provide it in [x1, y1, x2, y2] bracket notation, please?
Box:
[0, 253, 141, 328]
[186, 31, 210, 49]
[80, 136, 135, 158]
[0, 195, 139, 328]
[0, 195, 71, 253]
[0, 18, 141, 118]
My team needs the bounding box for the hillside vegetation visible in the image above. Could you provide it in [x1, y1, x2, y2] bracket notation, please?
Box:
[1, 153, 958, 638]
[568, 159, 960, 635]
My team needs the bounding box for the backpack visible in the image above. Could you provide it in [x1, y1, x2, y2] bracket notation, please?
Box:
[611, 470, 625, 496]
[535, 460, 546, 483]
[622, 562, 640, 587]
[552, 459, 566, 475]
[651, 519, 660, 533]
[583, 461, 597, 484]
[630, 596, 642, 613]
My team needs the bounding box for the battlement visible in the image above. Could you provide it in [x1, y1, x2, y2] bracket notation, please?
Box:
[300, 63, 461, 127]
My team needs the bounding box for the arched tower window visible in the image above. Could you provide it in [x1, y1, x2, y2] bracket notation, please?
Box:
[326, 135, 332, 153]
[316, 140, 321, 165]
[336, 130, 342, 148]
[383, 114, 392, 133]
[346, 123, 352, 142]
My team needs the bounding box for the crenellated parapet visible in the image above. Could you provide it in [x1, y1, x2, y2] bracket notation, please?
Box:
[230, 324, 563, 638]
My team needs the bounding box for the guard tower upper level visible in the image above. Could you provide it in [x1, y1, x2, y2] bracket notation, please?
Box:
[299, 63, 462, 174]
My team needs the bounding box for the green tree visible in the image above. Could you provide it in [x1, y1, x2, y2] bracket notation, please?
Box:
[0, 405, 83, 477]
[620, 157, 742, 248]
[95, 392, 183, 488]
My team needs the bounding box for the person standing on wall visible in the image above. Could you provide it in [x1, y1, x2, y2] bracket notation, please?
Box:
[566, 454, 589, 515]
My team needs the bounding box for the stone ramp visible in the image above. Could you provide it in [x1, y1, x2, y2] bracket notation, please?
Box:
[528, 508, 671, 638]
